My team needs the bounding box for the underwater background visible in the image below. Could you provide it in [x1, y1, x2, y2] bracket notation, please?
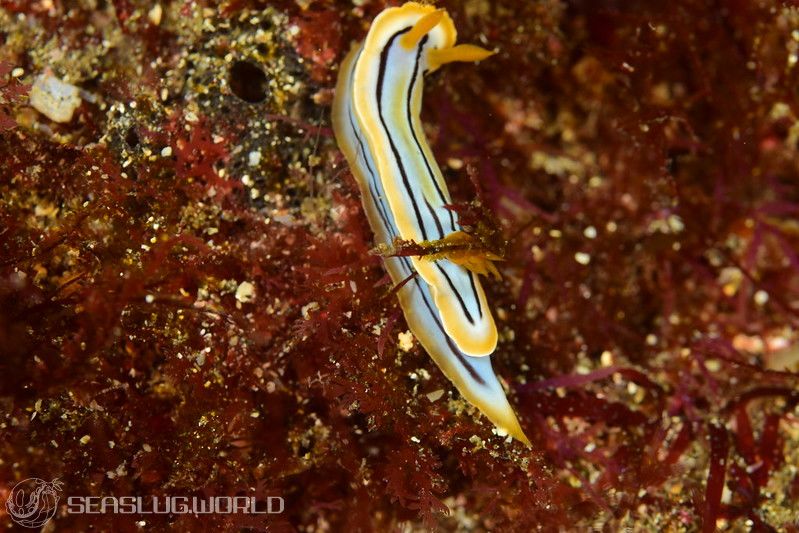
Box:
[1, 0, 798, 530]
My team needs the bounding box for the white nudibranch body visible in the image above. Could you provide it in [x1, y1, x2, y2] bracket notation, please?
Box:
[332, 2, 529, 444]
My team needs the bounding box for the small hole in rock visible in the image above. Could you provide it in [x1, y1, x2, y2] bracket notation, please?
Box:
[229, 60, 268, 103]
[125, 128, 139, 147]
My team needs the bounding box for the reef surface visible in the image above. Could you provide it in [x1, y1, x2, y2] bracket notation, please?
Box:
[1, 0, 798, 531]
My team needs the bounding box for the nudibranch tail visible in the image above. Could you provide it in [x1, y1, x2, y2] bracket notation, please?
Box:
[332, 2, 529, 445]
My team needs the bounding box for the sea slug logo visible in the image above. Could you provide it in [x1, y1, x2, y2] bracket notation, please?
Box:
[5, 478, 63, 528]
[4, 478, 284, 526]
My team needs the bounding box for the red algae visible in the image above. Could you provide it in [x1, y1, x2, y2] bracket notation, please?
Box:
[1, 0, 798, 531]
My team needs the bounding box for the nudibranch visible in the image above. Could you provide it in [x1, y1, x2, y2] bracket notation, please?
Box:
[332, 2, 529, 444]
